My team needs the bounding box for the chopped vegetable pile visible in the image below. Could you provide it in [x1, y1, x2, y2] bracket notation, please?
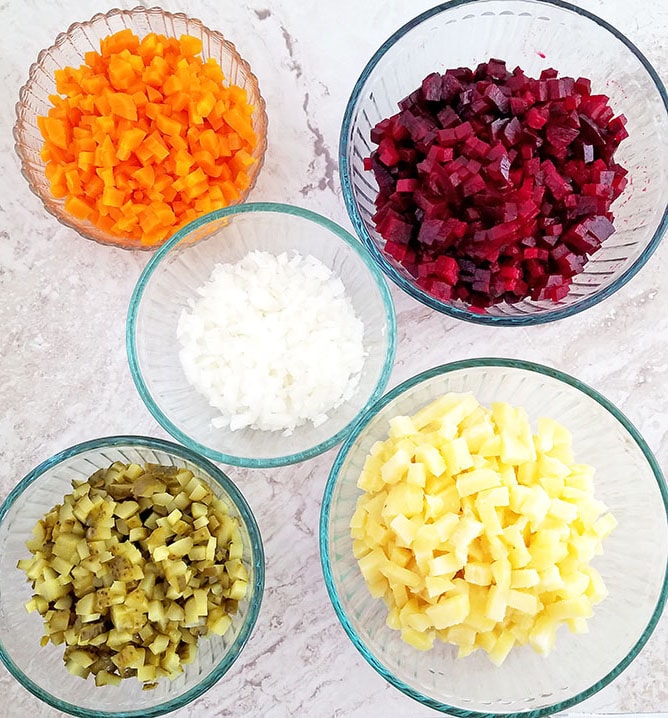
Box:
[177, 251, 366, 435]
[18, 462, 249, 687]
[364, 59, 629, 308]
[38, 29, 258, 247]
[351, 393, 616, 664]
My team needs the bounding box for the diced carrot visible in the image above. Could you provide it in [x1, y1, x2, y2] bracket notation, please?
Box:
[102, 185, 126, 207]
[37, 28, 259, 247]
[179, 34, 203, 57]
[65, 195, 93, 220]
[117, 128, 147, 161]
[108, 92, 138, 121]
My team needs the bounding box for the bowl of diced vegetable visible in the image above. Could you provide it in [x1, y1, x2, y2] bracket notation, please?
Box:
[14, 6, 268, 250]
[340, 0, 668, 325]
[126, 202, 397, 468]
[0, 435, 264, 717]
[320, 358, 668, 716]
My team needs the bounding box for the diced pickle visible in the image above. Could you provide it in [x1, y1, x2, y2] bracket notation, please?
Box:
[17, 461, 249, 687]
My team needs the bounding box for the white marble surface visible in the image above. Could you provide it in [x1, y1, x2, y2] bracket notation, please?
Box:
[1, 0, 666, 716]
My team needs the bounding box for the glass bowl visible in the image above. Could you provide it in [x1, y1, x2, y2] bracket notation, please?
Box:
[0, 435, 264, 717]
[14, 6, 268, 250]
[126, 202, 397, 468]
[320, 358, 667, 716]
[340, 0, 668, 325]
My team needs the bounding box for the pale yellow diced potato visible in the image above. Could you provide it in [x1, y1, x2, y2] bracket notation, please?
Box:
[464, 561, 493, 586]
[389, 513, 418, 547]
[593, 512, 618, 539]
[510, 568, 540, 589]
[388, 415, 418, 439]
[429, 553, 463, 577]
[529, 614, 558, 656]
[406, 462, 427, 488]
[424, 593, 469, 630]
[414, 443, 447, 478]
[424, 575, 456, 600]
[380, 447, 412, 485]
[400, 626, 435, 651]
[383, 482, 424, 520]
[456, 468, 501, 498]
[351, 392, 614, 667]
[489, 630, 516, 667]
[441, 436, 474, 475]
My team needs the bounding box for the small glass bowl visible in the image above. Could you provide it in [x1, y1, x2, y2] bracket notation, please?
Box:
[14, 6, 268, 250]
[0, 435, 264, 717]
[320, 358, 667, 716]
[126, 202, 397, 468]
[340, 0, 668, 325]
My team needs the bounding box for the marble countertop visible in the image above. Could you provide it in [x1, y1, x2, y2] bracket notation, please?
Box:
[0, 0, 666, 716]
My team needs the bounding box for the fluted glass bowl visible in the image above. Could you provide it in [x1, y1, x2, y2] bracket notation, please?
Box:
[0, 436, 264, 717]
[14, 6, 268, 250]
[340, 0, 668, 325]
[127, 203, 397, 468]
[320, 358, 668, 716]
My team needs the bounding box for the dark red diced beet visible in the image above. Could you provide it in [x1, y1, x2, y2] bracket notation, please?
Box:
[546, 122, 580, 149]
[441, 72, 465, 102]
[502, 116, 523, 146]
[416, 276, 434, 292]
[363, 157, 373, 171]
[398, 89, 422, 111]
[422, 72, 444, 102]
[417, 219, 448, 246]
[526, 106, 549, 130]
[540, 68, 559, 80]
[430, 280, 454, 301]
[384, 240, 411, 262]
[484, 83, 510, 113]
[364, 59, 628, 310]
[462, 173, 487, 196]
[377, 137, 401, 167]
[436, 127, 458, 146]
[434, 255, 460, 284]
[378, 211, 414, 244]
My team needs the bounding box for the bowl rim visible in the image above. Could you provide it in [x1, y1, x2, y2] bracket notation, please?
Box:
[339, 0, 668, 326]
[319, 356, 668, 717]
[126, 201, 398, 468]
[0, 434, 265, 718]
[12, 5, 268, 252]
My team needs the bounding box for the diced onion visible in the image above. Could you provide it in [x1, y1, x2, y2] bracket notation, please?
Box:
[177, 251, 366, 434]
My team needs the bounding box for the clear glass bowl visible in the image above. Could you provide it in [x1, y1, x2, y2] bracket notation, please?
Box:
[126, 202, 397, 468]
[0, 436, 264, 717]
[340, 0, 668, 325]
[320, 358, 668, 716]
[13, 6, 268, 250]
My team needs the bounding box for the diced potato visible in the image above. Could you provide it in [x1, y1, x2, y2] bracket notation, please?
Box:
[350, 393, 615, 666]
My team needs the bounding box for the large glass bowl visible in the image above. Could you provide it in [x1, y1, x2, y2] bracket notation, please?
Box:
[320, 358, 667, 716]
[0, 436, 265, 717]
[14, 6, 268, 250]
[340, 0, 668, 325]
[126, 202, 397, 468]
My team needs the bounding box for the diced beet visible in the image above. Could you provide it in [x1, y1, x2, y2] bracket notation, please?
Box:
[396, 178, 419, 193]
[364, 59, 628, 308]
[422, 72, 444, 102]
[525, 106, 549, 130]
